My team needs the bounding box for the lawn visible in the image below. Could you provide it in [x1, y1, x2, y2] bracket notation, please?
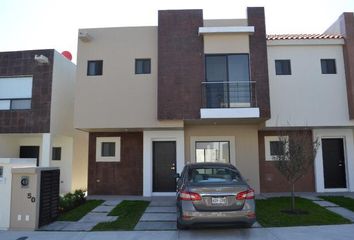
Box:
[319, 196, 354, 212]
[58, 200, 104, 221]
[92, 200, 150, 231]
[256, 197, 351, 227]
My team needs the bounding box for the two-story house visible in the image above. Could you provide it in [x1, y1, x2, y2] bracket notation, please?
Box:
[74, 8, 354, 196]
[0, 49, 87, 193]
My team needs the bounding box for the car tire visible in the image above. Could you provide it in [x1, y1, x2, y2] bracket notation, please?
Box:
[177, 221, 188, 230]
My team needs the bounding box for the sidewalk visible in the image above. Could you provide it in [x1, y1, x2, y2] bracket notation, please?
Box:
[1, 224, 354, 240]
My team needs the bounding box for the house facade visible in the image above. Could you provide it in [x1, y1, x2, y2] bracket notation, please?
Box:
[0, 49, 87, 193]
[74, 8, 354, 196]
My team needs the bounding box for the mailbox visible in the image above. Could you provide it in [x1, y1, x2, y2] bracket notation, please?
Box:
[10, 167, 59, 230]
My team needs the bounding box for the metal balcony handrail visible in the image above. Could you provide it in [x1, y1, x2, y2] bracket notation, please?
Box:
[201, 81, 256, 84]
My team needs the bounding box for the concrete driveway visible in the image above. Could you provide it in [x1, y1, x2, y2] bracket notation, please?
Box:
[1, 224, 354, 240]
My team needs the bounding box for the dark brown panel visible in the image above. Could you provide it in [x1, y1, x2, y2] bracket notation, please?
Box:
[0, 49, 53, 133]
[247, 8, 271, 119]
[158, 10, 204, 120]
[258, 130, 315, 193]
[88, 132, 143, 195]
[340, 13, 354, 119]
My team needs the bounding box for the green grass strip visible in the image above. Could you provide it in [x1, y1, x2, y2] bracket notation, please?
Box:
[319, 196, 354, 212]
[92, 200, 150, 231]
[57, 200, 104, 221]
[256, 197, 351, 227]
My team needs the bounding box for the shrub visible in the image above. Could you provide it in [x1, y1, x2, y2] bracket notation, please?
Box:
[59, 189, 87, 213]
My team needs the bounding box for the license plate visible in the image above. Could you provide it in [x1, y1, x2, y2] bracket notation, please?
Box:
[211, 197, 227, 205]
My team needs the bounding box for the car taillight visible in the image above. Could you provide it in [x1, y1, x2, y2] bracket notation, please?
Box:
[236, 189, 255, 200]
[179, 191, 202, 201]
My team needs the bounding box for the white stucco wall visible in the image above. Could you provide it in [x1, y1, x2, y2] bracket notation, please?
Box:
[50, 51, 76, 136]
[266, 42, 354, 127]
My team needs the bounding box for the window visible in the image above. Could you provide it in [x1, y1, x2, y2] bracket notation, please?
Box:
[0, 77, 32, 110]
[205, 54, 250, 108]
[52, 147, 61, 161]
[101, 142, 115, 157]
[321, 59, 336, 74]
[87, 60, 103, 76]
[275, 60, 291, 75]
[195, 141, 230, 163]
[188, 167, 241, 184]
[96, 137, 121, 162]
[269, 141, 284, 156]
[0, 166, 3, 178]
[264, 136, 289, 161]
[135, 59, 151, 74]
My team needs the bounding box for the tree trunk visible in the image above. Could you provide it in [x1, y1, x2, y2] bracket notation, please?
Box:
[291, 183, 295, 211]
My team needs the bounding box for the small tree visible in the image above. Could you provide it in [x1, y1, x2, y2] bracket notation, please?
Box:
[272, 130, 319, 213]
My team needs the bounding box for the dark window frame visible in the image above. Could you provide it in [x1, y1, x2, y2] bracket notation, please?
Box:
[135, 58, 151, 74]
[101, 142, 116, 157]
[52, 147, 62, 161]
[195, 141, 231, 163]
[321, 59, 337, 74]
[87, 60, 103, 76]
[204, 53, 250, 82]
[275, 59, 292, 75]
[269, 141, 285, 156]
[0, 98, 32, 110]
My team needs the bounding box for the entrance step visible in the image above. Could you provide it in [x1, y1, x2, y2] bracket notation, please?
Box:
[149, 201, 175, 207]
[140, 213, 177, 221]
[134, 221, 176, 230]
[145, 206, 176, 213]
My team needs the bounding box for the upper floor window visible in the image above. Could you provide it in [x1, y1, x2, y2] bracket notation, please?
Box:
[135, 59, 151, 74]
[205, 54, 250, 82]
[0, 76, 32, 110]
[87, 60, 103, 76]
[52, 147, 62, 161]
[321, 59, 336, 74]
[275, 60, 291, 75]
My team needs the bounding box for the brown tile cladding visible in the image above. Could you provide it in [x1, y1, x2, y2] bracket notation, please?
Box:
[0, 49, 53, 133]
[157, 10, 204, 120]
[88, 132, 143, 195]
[258, 130, 315, 192]
[340, 13, 354, 119]
[247, 8, 271, 119]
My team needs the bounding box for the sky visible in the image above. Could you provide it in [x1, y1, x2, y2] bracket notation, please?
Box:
[0, 0, 353, 62]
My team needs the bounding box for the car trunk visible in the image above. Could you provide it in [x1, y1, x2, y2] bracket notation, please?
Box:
[188, 182, 248, 211]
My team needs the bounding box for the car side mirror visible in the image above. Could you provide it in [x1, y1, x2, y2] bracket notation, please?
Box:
[174, 173, 180, 179]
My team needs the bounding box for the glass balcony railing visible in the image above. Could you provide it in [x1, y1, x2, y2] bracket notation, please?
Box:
[201, 81, 257, 108]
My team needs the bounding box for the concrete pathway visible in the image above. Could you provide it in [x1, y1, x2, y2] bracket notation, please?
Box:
[2, 224, 354, 240]
[135, 197, 177, 231]
[40, 200, 121, 232]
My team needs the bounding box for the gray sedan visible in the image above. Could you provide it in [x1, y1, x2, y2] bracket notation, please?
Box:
[176, 162, 256, 229]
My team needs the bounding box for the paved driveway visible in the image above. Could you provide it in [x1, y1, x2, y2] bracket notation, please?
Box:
[1, 224, 354, 240]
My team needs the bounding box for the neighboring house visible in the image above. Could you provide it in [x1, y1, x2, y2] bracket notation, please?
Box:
[0, 49, 87, 193]
[74, 8, 354, 196]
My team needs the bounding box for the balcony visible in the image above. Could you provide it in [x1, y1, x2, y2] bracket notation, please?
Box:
[200, 81, 260, 119]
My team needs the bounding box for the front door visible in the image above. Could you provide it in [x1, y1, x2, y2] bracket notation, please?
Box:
[322, 138, 347, 189]
[153, 141, 176, 192]
[20, 146, 40, 166]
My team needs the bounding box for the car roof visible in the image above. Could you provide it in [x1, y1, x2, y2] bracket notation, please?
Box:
[186, 162, 237, 170]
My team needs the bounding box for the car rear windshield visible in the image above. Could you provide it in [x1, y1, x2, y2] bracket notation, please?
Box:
[188, 167, 242, 183]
